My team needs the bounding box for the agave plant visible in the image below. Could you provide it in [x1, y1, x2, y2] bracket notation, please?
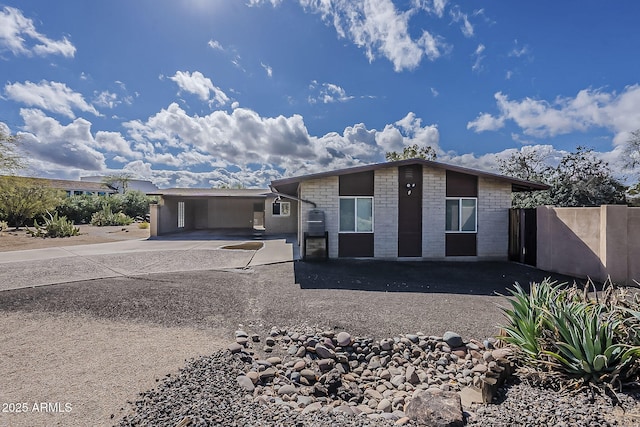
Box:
[541, 301, 640, 386]
[498, 279, 567, 361]
[499, 278, 640, 389]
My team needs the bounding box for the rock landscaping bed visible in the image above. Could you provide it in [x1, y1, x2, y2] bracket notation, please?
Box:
[116, 325, 640, 426]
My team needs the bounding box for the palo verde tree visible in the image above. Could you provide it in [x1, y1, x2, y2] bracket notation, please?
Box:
[385, 144, 437, 161]
[0, 176, 65, 228]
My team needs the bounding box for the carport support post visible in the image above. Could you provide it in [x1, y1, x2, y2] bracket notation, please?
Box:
[150, 203, 159, 237]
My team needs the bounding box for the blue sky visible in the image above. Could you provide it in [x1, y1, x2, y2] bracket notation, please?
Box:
[1, 1, 639, 188]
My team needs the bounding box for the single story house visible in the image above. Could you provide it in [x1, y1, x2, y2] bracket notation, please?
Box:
[150, 159, 547, 260]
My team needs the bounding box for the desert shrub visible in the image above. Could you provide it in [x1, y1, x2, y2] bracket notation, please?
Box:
[0, 220, 8, 232]
[26, 211, 79, 238]
[56, 194, 103, 224]
[56, 191, 154, 224]
[90, 206, 134, 226]
[499, 278, 640, 390]
[138, 221, 150, 229]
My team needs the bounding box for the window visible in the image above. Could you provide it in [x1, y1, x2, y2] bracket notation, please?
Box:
[340, 197, 373, 232]
[177, 201, 185, 228]
[446, 198, 477, 232]
[272, 201, 290, 217]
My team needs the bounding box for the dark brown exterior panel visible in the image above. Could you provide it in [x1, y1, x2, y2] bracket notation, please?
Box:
[398, 164, 422, 257]
[339, 233, 374, 257]
[445, 233, 477, 256]
[446, 171, 478, 197]
[339, 171, 374, 196]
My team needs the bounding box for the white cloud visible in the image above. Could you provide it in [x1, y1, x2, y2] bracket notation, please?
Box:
[308, 81, 354, 104]
[207, 39, 224, 50]
[450, 6, 474, 38]
[508, 40, 530, 58]
[17, 109, 106, 170]
[468, 86, 640, 145]
[4, 80, 100, 118]
[122, 103, 441, 183]
[0, 6, 75, 57]
[261, 62, 273, 78]
[93, 91, 120, 109]
[413, 0, 448, 18]
[168, 71, 230, 106]
[293, 0, 450, 72]
[471, 43, 485, 72]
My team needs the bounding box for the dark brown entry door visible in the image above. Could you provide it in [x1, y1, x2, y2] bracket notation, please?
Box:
[398, 165, 422, 257]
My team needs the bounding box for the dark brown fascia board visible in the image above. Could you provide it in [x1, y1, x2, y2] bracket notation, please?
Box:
[147, 188, 272, 198]
[270, 159, 549, 194]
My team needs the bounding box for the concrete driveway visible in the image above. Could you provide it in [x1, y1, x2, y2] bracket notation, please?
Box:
[0, 233, 297, 291]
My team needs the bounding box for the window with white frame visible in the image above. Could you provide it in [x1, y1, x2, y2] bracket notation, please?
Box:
[177, 201, 185, 228]
[445, 198, 477, 232]
[339, 197, 373, 232]
[272, 201, 290, 217]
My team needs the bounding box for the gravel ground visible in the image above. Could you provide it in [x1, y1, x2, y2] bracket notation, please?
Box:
[2, 258, 638, 426]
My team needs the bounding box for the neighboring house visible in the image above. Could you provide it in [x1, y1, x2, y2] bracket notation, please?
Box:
[270, 159, 548, 260]
[149, 159, 548, 261]
[148, 188, 297, 238]
[1, 175, 117, 196]
[80, 176, 159, 194]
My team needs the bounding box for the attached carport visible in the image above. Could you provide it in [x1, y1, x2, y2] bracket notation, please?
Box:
[149, 188, 298, 237]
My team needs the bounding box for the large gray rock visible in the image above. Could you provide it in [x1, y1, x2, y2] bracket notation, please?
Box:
[404, 389, 464, 427]
[443, 331, 464, 348]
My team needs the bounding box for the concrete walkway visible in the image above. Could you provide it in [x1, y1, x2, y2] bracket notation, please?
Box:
[0, 234, 297, 291]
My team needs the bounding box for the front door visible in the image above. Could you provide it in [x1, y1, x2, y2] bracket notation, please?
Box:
[398, 165, 422, 257]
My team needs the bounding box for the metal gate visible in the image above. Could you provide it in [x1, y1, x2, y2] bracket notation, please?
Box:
[509, 208, 537, 266]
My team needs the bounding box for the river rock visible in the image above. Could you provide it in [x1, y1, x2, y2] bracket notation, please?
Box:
[443, 332, 464, 348]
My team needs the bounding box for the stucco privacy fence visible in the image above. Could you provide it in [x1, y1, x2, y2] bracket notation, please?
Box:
[536, 205, 640, 285]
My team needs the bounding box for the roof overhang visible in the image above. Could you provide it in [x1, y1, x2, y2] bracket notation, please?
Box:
[148, 188, 273, 198]
[270, 159, 549, 195]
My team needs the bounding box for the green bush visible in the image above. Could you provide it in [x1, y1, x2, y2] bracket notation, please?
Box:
[138, 221, 150, 229]
[90, 206, 134, 226]
[56, 191, 153, 224]
[499, 278, 640, 389]
[56, 194, 103, 224]
[26, 211, 80, 238]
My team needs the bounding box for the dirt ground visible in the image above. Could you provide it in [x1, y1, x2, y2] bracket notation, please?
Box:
[0, 224, 150, 252]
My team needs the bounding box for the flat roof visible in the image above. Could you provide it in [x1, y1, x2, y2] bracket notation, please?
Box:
[148, 188, 272, 198]
[271, 158, 550, 194]
[0, 175, 117, 193]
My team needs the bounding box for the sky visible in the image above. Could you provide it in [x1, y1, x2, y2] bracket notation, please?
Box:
[1, 0, 639, 188]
